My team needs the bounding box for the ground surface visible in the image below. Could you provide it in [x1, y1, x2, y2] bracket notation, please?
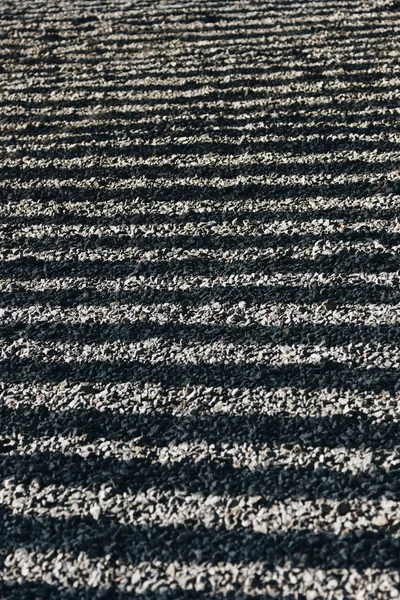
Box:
[0, 0, 400, 598]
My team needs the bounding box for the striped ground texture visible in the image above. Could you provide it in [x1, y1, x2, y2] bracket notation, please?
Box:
[1, 0, 400, 598]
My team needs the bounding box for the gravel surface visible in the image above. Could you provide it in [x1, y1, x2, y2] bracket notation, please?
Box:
[1, 0, 400, 598]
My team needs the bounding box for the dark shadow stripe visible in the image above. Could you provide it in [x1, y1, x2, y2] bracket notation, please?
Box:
[0, 357, 398, 391]
[3, 182, 399, 208]
[0, 251, 398, 279]
[1, 158, 398, 181]
[1, 408, 398, 448]
[2, 450, 400, 498]
[2, 321, 400, 347]
[0, 357, 388, 392]
[1, 282, 398, 308]
[0, 507, 399, 568]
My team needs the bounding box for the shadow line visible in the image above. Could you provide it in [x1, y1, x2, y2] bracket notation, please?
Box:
[2, 321, 400, 346]
[1, 282, 398, 307]
[1, 250, 398, 280]
[2, 409, 399, 448]
[2, 450, 400, 498]
[0, 507, 399, 568]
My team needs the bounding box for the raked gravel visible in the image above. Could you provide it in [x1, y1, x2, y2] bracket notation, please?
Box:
[1, 0, 400, 598]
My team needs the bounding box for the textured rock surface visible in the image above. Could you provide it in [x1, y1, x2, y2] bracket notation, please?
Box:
[0, 0, 400, 597]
